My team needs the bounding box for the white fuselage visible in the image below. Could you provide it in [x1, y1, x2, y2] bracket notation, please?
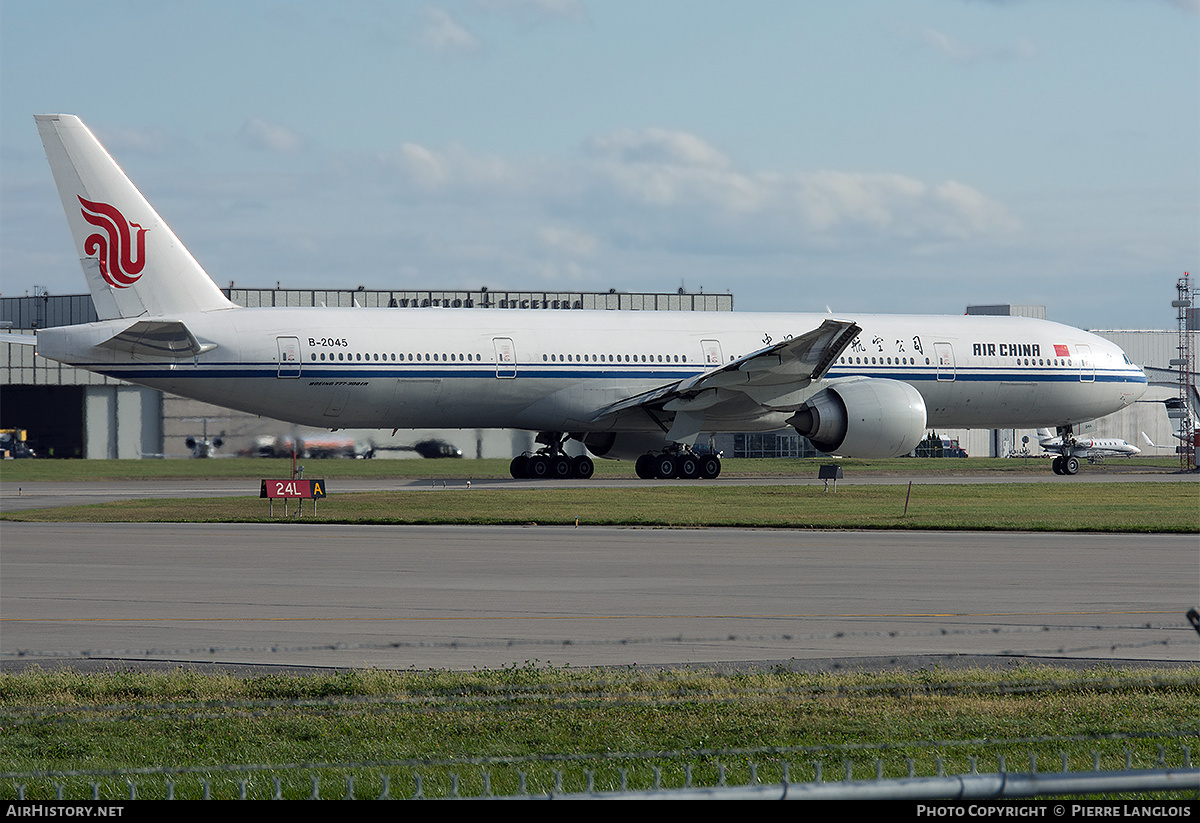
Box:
[36, 307, 1148, 437]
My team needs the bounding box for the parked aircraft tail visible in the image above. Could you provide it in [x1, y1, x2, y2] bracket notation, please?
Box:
[34, 114, 235, 320]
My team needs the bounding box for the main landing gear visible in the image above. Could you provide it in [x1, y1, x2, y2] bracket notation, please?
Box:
[508, 433, 724, 481]
[509, 433, 595, 480]
[634, 449, 722, 480]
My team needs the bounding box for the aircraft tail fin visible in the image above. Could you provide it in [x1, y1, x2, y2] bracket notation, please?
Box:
[34, 114, 235, 321]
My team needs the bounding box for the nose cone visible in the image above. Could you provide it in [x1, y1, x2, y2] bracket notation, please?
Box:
[1127, 362, 1149, 403]
[1098, 336, 1149, 402]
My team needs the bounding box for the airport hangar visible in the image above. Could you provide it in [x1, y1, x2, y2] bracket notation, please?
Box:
[0, 287, 1192, 463]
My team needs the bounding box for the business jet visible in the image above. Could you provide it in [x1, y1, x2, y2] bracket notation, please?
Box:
[1140, 432, 1173, 453]
[182, 417, 227, 458]
[3, 115, 1149, 479]
[1035, 428, 1140, 472]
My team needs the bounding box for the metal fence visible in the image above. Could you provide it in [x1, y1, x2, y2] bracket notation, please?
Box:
[4, 651, 1197, 801]
[4, 732, 1196, 800]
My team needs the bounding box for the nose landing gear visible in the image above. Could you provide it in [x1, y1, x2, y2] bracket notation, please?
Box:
[1051, 426, 1081, 475]
[1051, 454, 1081, 475]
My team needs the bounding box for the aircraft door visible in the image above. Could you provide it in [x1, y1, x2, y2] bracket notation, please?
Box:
[1077, 344, 1094, 382]
[934, 342, 955, 381]
[701, 339, 723, 366]
[277, 336, 301, 378]
[493, 337, 516, 378]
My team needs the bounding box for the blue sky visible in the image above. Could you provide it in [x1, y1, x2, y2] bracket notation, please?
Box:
[1, 0, 1196, 330]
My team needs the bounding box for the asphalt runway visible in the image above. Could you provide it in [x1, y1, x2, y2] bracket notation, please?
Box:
[2, 520, 1196, 672]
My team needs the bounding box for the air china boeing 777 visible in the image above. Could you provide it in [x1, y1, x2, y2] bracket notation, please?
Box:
[8, 115, 1149, 479]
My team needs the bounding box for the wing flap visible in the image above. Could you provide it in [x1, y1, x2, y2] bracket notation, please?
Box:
[591, 318, 861, 428]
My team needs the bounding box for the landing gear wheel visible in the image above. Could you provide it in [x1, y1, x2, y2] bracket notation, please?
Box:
[652, 454, 677, 479]
[509, 455, 528, 479]
[573, 454, 595, 480]
[525, 455, 551, 479]
[551, 455, 574, 479]
[676, 454, 701, 480]
[635, 454, 655, 479]
[1052, 456, 1064, 475]
[1064, 456, 1080, 475]
[699, 455, 722, 479]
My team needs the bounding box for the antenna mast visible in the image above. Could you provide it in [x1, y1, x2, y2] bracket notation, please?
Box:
[1171, 273, 1196, 472]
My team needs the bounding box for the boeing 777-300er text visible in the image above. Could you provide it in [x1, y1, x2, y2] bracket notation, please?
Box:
[4, 115, 1149, 478]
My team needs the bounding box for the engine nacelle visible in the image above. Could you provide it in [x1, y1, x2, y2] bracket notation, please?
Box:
[582, 431, 672, 461]
[787, 378, 927, 458]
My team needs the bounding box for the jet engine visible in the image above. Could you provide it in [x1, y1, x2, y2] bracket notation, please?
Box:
[787, 378, 927, 458]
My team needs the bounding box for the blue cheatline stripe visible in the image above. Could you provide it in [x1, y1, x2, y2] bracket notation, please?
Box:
[71, 363, 703, 381]
[70, 361, 1147, 385]
[826, 369, 1146, 385]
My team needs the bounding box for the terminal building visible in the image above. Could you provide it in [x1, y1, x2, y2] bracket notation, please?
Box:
[1, 288, 1193, 465]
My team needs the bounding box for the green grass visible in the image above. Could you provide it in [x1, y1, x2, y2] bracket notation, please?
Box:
[5, 481, 1196, 532]
[1, 664, 1196, 800]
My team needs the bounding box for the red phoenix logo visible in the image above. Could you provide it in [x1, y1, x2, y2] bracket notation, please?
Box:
[78, 196, 149, 289]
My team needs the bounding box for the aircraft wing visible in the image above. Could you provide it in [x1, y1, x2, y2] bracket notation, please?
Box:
[96, 320, 217, 359]
[592, 318, 861, 442]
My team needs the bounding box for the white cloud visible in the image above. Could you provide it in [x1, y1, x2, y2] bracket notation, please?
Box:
[578, 128, 1020, 242]
[384, 142, 517, 191]
[97, 124, 1021, 301]
[364, 127, 1020, 261]
[538, 225, 598, 257]
[475, 0, 588, 22]
[420, 7, 483, 53]
[395, 142, 450, 188]
[239, 118, 306, 154]
[585, 128, 731, 169]
[93, 126, 177, 156]
[931, 180, 1023, 236]
[792, 172, 926, 232]
[913, 26, 1038, 64]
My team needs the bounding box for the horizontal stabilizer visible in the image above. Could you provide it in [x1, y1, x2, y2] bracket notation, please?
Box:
[0, 333, 37, 347]
[97, 320, 216, 359]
